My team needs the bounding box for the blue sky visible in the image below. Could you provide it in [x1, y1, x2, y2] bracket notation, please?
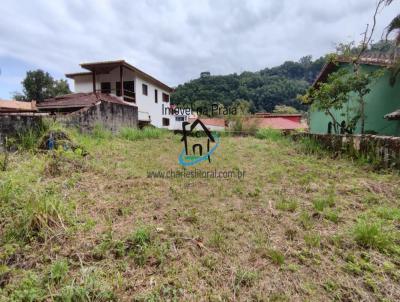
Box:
[0, 0, 399, 99]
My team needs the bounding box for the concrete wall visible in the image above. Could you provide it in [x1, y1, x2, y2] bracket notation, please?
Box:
[293, 133, 400, 169]
[56, 101, 138, 132]
[0, 114, 44, 144]
[0, 102, 137, 148]
[309, 64, 400, 136]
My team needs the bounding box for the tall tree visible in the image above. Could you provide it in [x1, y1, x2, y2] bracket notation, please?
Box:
[384, 0, 400, 84]
[13, 70, 71, 102]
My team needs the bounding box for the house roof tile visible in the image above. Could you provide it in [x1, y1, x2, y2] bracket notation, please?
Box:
[66, 60, 174, 93]
[0, 100, 37, 112]
[313, 54, 396, 87]
[37, 92, 134, 110]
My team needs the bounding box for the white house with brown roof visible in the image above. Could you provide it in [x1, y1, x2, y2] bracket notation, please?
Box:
[66, 60, 173, 128]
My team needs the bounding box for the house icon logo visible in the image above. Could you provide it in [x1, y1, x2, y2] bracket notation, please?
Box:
[178, 119, 220, 167]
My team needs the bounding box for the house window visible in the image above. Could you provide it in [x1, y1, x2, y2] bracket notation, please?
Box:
[162, 93, 169, 102]
[124, 81, 135, 100]
[155, 89, 158, 103]
[101, 82, 111, 94]
[175, 116, 185, 122]
[116, 81, 135, 102]
[162, 118, 170, 126]
[142, 84, 148, 96]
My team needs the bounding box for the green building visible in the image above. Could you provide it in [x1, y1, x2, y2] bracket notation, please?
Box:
[309, 55, 400, 136]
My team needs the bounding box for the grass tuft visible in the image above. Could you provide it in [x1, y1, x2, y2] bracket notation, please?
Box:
[352, 219, 395, 251]
[255, 128, 283, 141]
[119, 127, 167, 141]
[266, 249, 285, 265]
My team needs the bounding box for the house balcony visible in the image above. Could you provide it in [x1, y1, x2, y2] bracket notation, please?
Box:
[95, 88, 135, 103]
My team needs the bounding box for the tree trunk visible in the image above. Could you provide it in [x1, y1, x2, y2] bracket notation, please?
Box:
[326, 110, 339, 134]
[360, 97, 365, 135]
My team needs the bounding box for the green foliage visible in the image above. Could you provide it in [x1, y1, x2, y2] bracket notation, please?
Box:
[352, 219, 395, 251]
[119, 127, 167, 141]
[312, 194, 335, 212]
[276, 199, 298, 212]
[234, 268, 259, 288]
[255, 128, 283, 141]
[91, 124, 112, 140]
[10, 272, 45, 301]
[266, 249, 285, 265]
[15, 121, 49, 151]
[8, 186, 73, 243]
[304, 232, 321, 248]
[49, 259, 69, 284]
[13, 69, 71, 102]
[172, 56, 325, 112]
[273, 105, 299, 114]
[299, 68, 355, 133]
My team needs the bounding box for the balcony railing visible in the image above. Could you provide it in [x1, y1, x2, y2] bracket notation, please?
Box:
[96, 88, 135, 103]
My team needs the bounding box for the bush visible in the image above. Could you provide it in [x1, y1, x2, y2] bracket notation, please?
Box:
[119, 127, 166, 141]
[255, 128, 282, 141]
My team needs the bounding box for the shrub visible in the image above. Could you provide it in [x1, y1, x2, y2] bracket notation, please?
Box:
[255, 128, 282, 141]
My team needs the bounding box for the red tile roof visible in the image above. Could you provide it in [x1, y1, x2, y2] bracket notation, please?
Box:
[247, 117, 307, 130]
[384, 109, 400, 120]
[66, 60, 174, 93]
[0, 100, 37, 112]
[37, 93, 132, 109]
[189, 118, 225, 127]
[313, 54, 395, 87]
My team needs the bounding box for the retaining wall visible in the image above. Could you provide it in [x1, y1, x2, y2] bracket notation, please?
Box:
[293, 133, 400, 169]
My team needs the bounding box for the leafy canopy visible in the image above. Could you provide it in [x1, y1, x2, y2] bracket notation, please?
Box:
[13, 69, 71, 102]
[172, 56, 326, 113]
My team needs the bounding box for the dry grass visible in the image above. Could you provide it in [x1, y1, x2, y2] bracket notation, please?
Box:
[0, 130, 400, 301]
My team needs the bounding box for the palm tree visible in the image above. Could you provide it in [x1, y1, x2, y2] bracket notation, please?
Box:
[384, 1, 400, 84]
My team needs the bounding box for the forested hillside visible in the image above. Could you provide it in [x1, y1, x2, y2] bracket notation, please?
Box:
[171, 41, 394, 113]
[171, 56, 326, 112]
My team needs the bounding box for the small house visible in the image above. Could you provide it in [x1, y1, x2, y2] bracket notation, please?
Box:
[309, 54, 400, 136]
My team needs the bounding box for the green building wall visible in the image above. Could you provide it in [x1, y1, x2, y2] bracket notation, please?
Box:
[309, 64, 400, 136]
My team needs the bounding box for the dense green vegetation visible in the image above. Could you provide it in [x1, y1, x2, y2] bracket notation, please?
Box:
[172, 56, 326, 112]
[13, 69, 71, 102]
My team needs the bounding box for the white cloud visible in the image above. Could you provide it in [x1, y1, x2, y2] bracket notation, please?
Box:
[0, 0, 398, 95]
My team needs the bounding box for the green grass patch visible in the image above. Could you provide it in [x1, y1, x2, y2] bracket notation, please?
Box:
[266, 249, 285, 265]
[352, 219, 396, 252]
[119, 127, 167, 141]
[255, 128, 283, 141]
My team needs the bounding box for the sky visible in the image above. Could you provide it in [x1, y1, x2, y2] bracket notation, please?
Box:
[0, 0, 399, 99]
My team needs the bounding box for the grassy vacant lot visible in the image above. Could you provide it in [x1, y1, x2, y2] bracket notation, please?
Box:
[1, 126, 400, 301]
